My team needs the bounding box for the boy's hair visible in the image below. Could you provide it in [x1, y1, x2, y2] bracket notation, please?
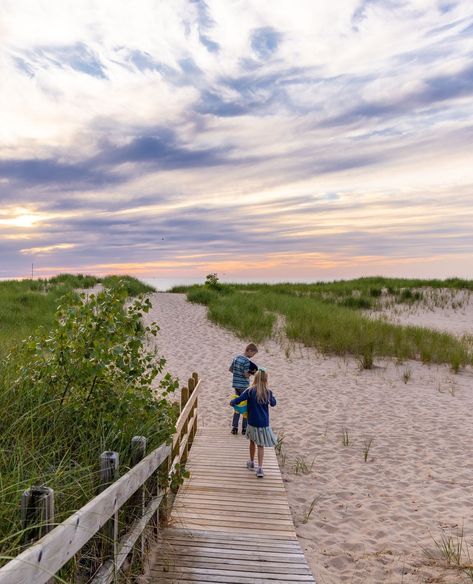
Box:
[245, 342, 258, 353]
[251, 369, 269, 404]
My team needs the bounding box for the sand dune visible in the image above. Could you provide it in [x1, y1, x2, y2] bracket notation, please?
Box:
[145, 292, 473, 584]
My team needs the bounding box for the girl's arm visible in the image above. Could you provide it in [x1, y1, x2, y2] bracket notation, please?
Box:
[230, 389, 248, 406]
[269, 390, 277, 407]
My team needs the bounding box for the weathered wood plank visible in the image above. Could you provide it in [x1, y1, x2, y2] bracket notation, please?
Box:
[0, 378, 202, 584]
[0, 443, 171, 584]
[147, 425, 315, 583]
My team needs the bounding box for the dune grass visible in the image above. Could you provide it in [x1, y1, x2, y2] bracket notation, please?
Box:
[174, 278, 473, 370]
[0, 276, 172, 574]
[0, 274, 155, 358]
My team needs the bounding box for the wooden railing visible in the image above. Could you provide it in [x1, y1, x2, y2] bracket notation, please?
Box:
[0, 373, 200, 584]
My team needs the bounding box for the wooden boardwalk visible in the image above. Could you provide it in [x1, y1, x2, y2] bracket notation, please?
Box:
[149, 427, 316, 583]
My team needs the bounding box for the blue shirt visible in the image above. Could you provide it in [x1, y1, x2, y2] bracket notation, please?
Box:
[230, 355, 251, 390]
[231, 387, 276, 428]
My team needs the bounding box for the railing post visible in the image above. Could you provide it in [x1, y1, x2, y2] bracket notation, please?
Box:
[158, 452, 171, 526]
[130, 436, 147, 563]
[98, 451, 119, 566]
[21, 486, 55, 544]
[181, 385, 190, 464]
[187, 376, 196, 449]
[21, 486, 55, 584]
[192, 372, 199, 440]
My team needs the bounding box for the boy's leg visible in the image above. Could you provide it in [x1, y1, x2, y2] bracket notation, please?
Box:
[231, 410, 240, 433]
[242, 415, 248, 434]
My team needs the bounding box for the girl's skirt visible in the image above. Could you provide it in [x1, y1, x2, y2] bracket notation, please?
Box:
[246, 424, 278, 447]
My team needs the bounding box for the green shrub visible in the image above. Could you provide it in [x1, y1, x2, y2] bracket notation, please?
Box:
[0, 285, 177, 568]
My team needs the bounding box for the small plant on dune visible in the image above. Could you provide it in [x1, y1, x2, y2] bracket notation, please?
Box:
[450, 353, 462, 374]
[204, 272, 223, 291]
[280, 451, 287, 467]
[292, 455, 315, 475]
[363, 438, 374, 462]
[301, 495, 321, 524]
[357, 342, 375, 370]
[341, 427, 350, 447]
[425, 525, 473, 580]
[275, 432, 286, 455]
[402, 367, 412, 384]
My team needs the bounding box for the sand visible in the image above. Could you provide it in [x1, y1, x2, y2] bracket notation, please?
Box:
[144, 292, 473, 584]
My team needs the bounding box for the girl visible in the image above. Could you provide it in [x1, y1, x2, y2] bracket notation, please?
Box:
[230, 368, 277, 478]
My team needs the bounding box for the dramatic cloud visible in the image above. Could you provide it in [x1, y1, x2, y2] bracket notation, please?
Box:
[1, 0, 473, 280]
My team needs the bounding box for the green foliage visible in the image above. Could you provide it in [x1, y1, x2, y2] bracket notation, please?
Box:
[101, 275, 156, 295]
[49, 273, 99, 288]
[187, 286, 220, 306]
[0, 275, 153, 359]
[0, 285, 177, 566]
[205, 272, 222, 290]
[179, 280, 473, 369]
[340, 296, 372, 309]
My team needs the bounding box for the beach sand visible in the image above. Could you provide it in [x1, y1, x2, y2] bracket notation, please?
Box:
[144, 292, 473, 584]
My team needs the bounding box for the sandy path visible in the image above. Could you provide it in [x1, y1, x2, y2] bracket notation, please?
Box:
[144, 292, 473, 584]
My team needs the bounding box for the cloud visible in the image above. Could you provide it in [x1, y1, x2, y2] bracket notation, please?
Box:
[1, 0, 473, 279]
[250, 27, 282, 60]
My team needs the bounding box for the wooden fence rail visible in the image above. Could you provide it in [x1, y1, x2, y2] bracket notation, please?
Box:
[0, 373, 201, 584]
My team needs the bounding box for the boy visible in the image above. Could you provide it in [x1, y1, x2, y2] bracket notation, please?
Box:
[229, 342, 258, 435]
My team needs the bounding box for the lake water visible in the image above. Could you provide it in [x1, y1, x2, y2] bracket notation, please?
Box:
[143, 276, 327, 292]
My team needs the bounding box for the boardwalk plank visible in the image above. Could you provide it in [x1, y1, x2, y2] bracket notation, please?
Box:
[148, 427, 315, 583]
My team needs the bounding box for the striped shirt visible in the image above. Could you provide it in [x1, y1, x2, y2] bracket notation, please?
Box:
[230, 355, 251, 390]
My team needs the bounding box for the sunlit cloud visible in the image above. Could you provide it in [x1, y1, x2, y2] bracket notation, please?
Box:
[1, 0, 473, 279]
[20, 243, 76, 255]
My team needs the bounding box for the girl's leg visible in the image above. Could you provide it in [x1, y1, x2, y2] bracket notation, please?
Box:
[256, 445, 265, 477]
[257, 445, 264, 468]
[249, 440, 256, 462]
[247, 440, 256, 470]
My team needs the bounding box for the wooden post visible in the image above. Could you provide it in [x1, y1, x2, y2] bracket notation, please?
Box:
[181, 385, 190, 464]
[188, 377, 195, 394]
[187, 377, 196, 449]
[158, 453, 171, 526]
[21, 486, 55, 584]
[181, 384, 190, 409]
[192, 372, 199, 439]
[98, 451, 119, 564]
[130, 436, 147, 561]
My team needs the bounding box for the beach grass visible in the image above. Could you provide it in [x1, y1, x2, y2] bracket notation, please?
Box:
[0, 275, 170, 574]
[0, 274, 155, 358]
[173, 279, 473, 370]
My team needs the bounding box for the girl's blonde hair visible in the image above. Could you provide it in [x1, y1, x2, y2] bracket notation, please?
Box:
[251, 369, 269, 404]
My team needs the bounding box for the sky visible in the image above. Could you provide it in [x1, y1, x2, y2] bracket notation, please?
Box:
[1, 0, 473, 281]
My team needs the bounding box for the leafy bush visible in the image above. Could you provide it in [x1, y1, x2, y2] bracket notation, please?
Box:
[205, 272, 223, 291]
[0, 285, 178, 566]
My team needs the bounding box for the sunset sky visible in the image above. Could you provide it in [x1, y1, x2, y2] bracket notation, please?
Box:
[1, 0, 473, 281]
